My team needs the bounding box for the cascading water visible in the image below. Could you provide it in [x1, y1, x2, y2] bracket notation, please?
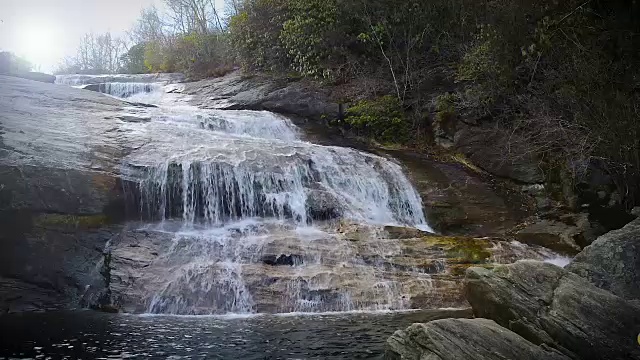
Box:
[60, 74, 444, 314]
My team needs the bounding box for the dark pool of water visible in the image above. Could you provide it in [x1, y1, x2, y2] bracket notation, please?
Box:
[0, 309, 470, 359]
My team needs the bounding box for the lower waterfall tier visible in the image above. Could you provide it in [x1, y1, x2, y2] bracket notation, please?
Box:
[92, 221, 561, 315]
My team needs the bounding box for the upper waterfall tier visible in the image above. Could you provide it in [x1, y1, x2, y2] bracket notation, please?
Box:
[72, 80, 432, 229]
[55, 73, 186, 86]
[119, 102, 429, 229]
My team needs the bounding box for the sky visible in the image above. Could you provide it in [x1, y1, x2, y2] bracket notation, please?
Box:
[0, 0, 162, 72]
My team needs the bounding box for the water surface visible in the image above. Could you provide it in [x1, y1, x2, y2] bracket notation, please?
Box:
[0, 309, 470, 359]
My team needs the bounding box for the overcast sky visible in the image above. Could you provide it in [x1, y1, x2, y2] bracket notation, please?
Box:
[0, 0, 163, 72]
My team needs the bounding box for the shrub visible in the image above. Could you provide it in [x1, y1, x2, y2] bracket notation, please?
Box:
[344, 95, 408, 144]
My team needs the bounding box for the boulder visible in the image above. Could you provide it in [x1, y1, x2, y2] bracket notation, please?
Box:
[385, 318, 570, 360]
[454, 127, 544, 184]
[515, 220, 583, 254]
[465, 261, 640, 360]
[305, 189, 343, 221]
[567, 218, 640, 301]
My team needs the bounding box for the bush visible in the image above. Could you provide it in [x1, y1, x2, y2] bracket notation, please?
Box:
[142, 33, 233, 78]
[343, 96, 408, 144]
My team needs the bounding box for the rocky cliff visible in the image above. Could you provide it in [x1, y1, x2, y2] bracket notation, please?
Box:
[0, 75, 142, 312]
[385, 218, 640, 360]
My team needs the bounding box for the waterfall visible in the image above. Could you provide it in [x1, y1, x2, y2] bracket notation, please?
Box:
[98, 77, 436, 315]
[91, 82, 162, 98]
[133, 148, 428, 228]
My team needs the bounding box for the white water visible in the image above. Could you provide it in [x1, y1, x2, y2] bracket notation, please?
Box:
[56, 74, 437, 315]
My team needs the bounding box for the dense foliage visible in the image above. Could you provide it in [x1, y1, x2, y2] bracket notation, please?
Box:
[55, 0, 639, 208]
[228, 0, 639, 208]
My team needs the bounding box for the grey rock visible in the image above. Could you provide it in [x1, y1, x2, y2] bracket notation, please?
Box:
[465, 260, 640, 360]
[116, 115, 152, 123]
[0, 218, 122, 313]
[515, 220, 583, 254]
[454, 127, 544, 184]
[305, 189, 343, 221]
[3, 71, 56, 83]
[567, 218, 640, 301]
[184, 72, 339, 121]
[385, 318, 570, 360]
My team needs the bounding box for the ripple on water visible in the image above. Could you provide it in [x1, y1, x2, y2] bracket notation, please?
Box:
[0, 309, 472, 359]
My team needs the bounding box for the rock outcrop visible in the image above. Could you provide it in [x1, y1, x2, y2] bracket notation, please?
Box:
[514, 220, 584, 254]
[385, 318, 570, 360]
[1, 71, 56, 83]
[454, 127, 544, 184]
[466, 261, 640, 360]
[387, 256, 640, 360]
[96, 223, 560, 314]
[0, 75, 142, 312]
[184, 71, 339, 121]
[567, 218, 640, 301]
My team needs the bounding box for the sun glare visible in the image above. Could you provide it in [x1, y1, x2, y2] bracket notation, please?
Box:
[16, 22, 59, 71]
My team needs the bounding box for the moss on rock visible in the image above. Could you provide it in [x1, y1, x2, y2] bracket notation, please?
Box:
[33, 213, 111, 230]
[421, 235, 493, 266]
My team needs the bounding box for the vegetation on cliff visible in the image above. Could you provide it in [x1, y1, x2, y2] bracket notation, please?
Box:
[55, 0, 639, 211]
[231, 0, 640, 212]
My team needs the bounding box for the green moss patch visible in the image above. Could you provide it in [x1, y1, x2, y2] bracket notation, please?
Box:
[422, 235, 492, 265]
[33, 213, 110, 230]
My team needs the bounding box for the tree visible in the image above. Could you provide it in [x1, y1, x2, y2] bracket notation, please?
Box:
[56, 32, 127, 74]
[0, 51, 32, 74]
[119, 43, 148, 74]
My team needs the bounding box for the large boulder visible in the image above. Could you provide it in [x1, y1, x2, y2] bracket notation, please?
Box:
[454, 127, 544, 184]
[567, 218, 640, 302]
[385, 318, 570, 360]
[465, 261, 640, 360]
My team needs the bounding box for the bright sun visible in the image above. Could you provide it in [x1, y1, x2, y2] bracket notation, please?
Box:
[16, 22, 59, 71]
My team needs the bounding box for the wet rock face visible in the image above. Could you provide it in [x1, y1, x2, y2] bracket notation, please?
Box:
[567, 218, 640, 301]
[0, 213, 122, 312]
[465, 261, 640, 360]
[387, 151, 532, 236]
[95, 222, 561, 315]
[304, 189, 343, 221]
[0, 76, 138, 312]
[385, 318, 570, 360]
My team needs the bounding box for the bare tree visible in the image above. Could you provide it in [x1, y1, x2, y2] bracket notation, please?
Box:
[57, 32, 127, 74]
[131, 5, 168, 44]
[164, 0, 224, 34]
